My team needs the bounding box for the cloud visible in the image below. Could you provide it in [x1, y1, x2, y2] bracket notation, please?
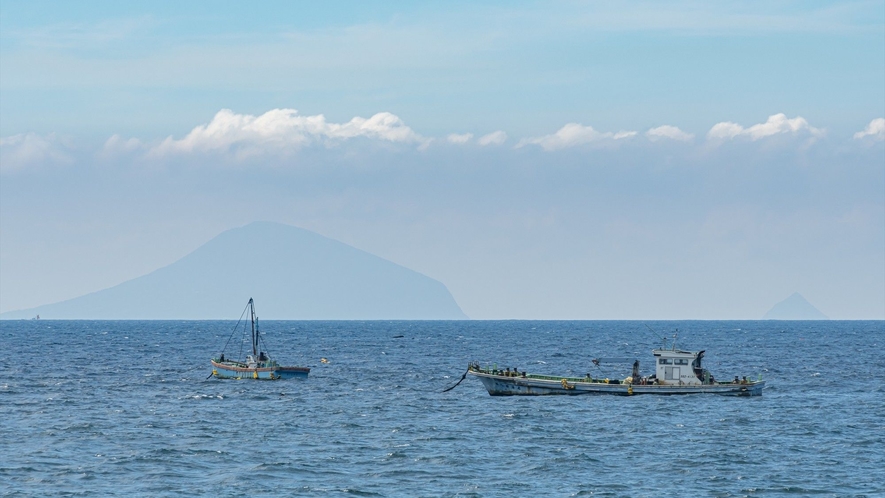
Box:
[6, 111, 877, 175]
[516, 123, 636, 151]
[101, 134, 144, 156]
[707, 113, 824, 141]
[477, 131, 508, 146]
[646, 125, 694, 142]
[151, 108, 428, 157]
[447, 133, 473, 144]
[853, 118, 885, 141]
[0, 133, 73, 173]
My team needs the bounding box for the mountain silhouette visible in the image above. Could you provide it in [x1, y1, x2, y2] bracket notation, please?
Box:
[762, 292, 828, 320]
[1, 222, 467, 319]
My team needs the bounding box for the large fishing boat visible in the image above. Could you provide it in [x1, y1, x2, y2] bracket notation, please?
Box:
[210, 298, 309, 380]
[467, 342, 764, 396]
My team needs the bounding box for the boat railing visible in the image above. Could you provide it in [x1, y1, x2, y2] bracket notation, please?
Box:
[472, 366, 636, 385]
[215, 358, 249, 368]
[502, 372, 622, 384]
[528, 374, 593, 383]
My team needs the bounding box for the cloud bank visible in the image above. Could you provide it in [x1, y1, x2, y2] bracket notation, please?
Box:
[707, 113, 824, 141]
[5, 110, 881, 174]
[152, 109, 427, 157]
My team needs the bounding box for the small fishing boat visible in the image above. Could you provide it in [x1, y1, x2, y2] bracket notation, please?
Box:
[467, 341, 764, 396]
[210, 298, 309, 380]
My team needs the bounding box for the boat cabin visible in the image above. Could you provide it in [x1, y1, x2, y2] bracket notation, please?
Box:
[652, 349, 707, 385]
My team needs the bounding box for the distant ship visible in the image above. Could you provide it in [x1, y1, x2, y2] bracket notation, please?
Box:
[468, 337, 764, 396]
[210, 298, 309, 380]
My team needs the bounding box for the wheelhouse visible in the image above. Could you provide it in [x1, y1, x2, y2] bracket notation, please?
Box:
[652, 349, 707, 385]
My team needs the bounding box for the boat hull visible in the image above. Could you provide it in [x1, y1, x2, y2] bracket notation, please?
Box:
[469, 371, 764, 396]
[211, 360, 310, 380]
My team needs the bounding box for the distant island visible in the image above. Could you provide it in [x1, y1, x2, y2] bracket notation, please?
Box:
[0, 222, 467, 320]
[762, 292, 828, 320]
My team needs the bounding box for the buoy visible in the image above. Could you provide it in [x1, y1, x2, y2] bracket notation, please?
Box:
[253, 371, 258, 379]
[212, 369, 218, 377]
[321, 358, 329, 364]
[628, 385, 634, 395]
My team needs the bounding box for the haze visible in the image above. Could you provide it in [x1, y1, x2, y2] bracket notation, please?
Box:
[1, 1, 883, 319]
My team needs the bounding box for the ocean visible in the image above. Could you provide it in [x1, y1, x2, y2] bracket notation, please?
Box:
[1, 320, 883, 497]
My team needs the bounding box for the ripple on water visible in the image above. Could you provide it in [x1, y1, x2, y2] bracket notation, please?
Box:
[1, 320, 883, 496]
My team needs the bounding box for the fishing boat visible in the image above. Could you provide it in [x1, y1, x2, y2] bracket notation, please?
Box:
[467, 341, 764, 396]
[210, 298, 309, 380]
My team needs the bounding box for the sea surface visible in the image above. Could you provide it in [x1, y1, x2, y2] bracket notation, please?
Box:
[1, 320, 883, 497]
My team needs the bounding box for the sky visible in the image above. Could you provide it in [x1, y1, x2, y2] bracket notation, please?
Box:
[1, 1, 883, 319]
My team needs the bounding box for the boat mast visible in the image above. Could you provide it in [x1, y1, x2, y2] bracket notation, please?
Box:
[249, 297, 258, 358]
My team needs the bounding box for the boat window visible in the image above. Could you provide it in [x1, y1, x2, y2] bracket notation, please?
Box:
[658, 358, 671, 365]
[674, 359, 689, 365]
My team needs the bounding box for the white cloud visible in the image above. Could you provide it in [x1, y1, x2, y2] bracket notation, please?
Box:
[707, 122, 745, 140]
[646, 125, 694, 142]
[151, 108, 427, 156]
[0, 133, 73, 173]
[477, 131, 508, 146]
[853, 118, 885, 141]
[447, 133, 473, 144]
[516, 123, 636, 151]
[101, 134, 144, 156]
[707, 113, 824, 141]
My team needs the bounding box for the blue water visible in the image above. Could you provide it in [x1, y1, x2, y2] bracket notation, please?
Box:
[2, 320, 883, 497]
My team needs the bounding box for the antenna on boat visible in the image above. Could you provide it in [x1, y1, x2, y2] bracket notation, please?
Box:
[644, 323, 667, 348]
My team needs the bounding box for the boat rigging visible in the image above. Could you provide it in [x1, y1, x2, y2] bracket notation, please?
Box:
[210, 298, 310, 380]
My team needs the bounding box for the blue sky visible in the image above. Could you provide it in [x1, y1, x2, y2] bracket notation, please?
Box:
[1, 1, 883, 318]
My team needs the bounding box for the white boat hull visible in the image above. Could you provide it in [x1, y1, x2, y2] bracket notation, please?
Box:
[469, 371, 764, 396]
